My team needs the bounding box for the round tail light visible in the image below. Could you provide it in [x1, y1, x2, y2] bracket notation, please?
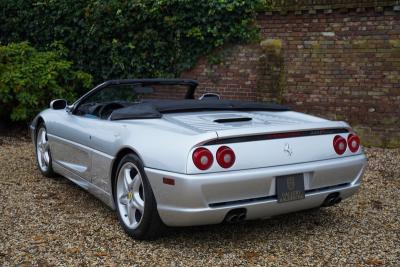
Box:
[216, 146, 235, 168]
[333, 135, 347, 155]
[192, 147, 213, 170]
[347, 134, 360, 153]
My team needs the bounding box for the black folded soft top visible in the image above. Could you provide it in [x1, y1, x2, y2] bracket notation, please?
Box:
[110, 99, 290, 121]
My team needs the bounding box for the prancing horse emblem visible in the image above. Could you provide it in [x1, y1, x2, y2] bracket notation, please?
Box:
[284, 143, 293, 156]
[287, 177, 296, 191]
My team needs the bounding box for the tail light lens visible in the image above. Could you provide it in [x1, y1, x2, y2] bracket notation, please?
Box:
[333, 135, 347, 155]
[216, 146, 235, 168]
[192, 147, 213, 170]
[347, 134, 360, 153]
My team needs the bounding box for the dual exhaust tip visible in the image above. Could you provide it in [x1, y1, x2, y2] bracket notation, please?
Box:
[322, 192, 342, 207]
[224, 192, 342, 223]
[224, 208, 247, 223]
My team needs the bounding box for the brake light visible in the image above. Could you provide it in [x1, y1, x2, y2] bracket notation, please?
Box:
[192, 147, 213, 170]
[216, 146, 235, 168]
[347, 134, 360, 153]
[333, 135, 347, 155]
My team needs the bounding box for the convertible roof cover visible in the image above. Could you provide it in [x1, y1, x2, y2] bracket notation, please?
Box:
[110, 99, 290, 120]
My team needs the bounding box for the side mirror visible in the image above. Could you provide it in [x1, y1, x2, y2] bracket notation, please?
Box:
[199, 93, 221, 100]
[50, 99, 67, 110]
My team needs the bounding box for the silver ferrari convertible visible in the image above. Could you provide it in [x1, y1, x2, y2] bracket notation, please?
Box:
[30, 79, 367, 239]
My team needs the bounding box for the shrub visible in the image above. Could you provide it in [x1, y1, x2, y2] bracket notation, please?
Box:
[0, 42, 92, 122]
[0, 0, 265, 83]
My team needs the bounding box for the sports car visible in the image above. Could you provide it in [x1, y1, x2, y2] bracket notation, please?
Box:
[30, 79, 367, 239]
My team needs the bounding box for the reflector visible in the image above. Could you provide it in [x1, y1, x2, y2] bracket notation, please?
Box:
[163, 177, 175, 185]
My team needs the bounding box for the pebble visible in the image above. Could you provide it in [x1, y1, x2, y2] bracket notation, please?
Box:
[0, 137, 399, 266]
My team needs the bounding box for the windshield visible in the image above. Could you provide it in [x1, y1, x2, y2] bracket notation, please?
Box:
[83, 83, 193, 103]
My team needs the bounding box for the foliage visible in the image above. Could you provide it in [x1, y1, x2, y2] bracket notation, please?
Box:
[0, 42, 92, 122]
[0, 0, 265, 83]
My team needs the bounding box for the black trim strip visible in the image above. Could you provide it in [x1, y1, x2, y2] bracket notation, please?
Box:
[214, 117, 252, 123]
[208, 183, 350, 208]
[205, 128, 349, 145]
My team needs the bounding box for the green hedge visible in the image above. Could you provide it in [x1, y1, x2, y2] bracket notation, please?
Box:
[0, 42, 92, 122]
[0, 0, 264, 83]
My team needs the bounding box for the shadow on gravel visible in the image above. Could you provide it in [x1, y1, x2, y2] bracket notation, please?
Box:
[48, 171, 347, 244]
[157, 208, 340, 243]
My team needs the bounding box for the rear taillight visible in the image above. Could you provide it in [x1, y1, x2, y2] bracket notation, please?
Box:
[216, 146, 235, 168]
[333, 135, 347, 155]
[347, 134, 360, 153]
[192, 147, 213, 170]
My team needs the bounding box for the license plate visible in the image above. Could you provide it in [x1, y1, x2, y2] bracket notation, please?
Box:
[276, 173, 305, 203]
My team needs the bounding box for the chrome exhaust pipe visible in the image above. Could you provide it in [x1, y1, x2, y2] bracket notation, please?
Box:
[237, 213, 246, 222]
[224, 208, 247, 223]
[225, 214, 239, 223]
[322, 192, 341, 207]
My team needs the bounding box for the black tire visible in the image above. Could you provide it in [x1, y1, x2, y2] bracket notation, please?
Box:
[35, 123, 56, 178]
[114, 153, 164, 240]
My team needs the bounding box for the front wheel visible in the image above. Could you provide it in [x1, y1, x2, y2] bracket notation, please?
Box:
[114, 154, 164, 240]
[35, 123, 55, 177]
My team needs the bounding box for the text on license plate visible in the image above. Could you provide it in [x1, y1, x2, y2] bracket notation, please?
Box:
[276, 173, 305, 203]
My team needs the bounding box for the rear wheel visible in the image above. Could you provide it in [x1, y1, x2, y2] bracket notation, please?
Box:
[35, 123, 55, 177]
[114, 153, 164, 240]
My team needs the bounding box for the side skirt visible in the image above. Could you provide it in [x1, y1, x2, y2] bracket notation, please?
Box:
[53, 161, 116, 210]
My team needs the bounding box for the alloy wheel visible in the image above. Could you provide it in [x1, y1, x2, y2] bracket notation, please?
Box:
[36, 127, 51, 172]
[116, 162, 145, 229]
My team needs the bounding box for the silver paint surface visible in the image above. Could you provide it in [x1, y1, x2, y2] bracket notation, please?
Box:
[31, 107, 367, 225]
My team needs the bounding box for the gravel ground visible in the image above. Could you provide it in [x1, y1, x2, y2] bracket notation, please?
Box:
[0, 136, 399, 266]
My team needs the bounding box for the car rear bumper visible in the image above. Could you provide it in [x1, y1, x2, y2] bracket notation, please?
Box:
[145, 154, 367, 227]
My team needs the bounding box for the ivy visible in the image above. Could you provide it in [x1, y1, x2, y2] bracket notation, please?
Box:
[0, 0, 265, 83]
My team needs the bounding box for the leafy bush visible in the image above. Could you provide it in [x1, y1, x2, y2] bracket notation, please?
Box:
[0, 42, 92, 122]
[0, 0, 264, 83]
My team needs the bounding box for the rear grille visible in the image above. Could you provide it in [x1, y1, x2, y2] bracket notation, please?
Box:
[204, 128, 349, 145]
[208, 183, 350, 208]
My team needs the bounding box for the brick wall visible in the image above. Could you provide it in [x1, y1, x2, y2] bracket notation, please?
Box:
[181, 5, 400, 147]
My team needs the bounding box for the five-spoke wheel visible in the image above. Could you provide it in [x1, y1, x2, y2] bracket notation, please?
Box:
[35, 124, 55, 177]
[116, 163, 145, 229]
[37, 127, 51, 172]
[114, 153, 164, 239]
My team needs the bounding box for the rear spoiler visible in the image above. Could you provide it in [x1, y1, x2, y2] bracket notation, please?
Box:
[205, 128, 349, 145]
[204, 121, 351, 145]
